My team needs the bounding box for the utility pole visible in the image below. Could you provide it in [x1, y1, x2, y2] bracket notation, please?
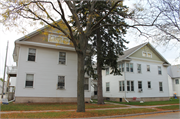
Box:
[1, 41, 9, 98]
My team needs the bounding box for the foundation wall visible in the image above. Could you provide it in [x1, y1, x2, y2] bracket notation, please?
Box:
[15, 97, 91, 103]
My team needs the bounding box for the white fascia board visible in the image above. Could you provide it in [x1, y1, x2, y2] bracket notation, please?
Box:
[130, 57, 164, 63]
[15, 41, 75, 51]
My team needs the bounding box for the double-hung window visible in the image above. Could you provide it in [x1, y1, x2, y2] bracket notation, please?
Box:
[57, 76, 65, 89]
[147, 65, 150, 72]
[126, 63, 133, 72]
[158, 66, 162, 75]
[137, 64, 141, 73]
[119, 64, 122, 72]
[148, 81, 151, 88]
[106, 82, 110, 91]
[175, 79, 179, 84]
[130, 63, 133, 72]
[119, 81, 124, 91]
[159, 82, 163, 91]
[59, 52, 66, 64]
[25, 74, 34, 88]
[127, 81, 134, 91]
[84, 78, 89, 90]
[28, 48, 36, 61]
[106, 68, 109, 75]
[138, 81, 142, 89]
[126, 63, 129, 72]
[122, 63, 124, 72]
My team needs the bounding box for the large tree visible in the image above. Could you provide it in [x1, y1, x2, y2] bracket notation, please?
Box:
[0, 0, 123, 112]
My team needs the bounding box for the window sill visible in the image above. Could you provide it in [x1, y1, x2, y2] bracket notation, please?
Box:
[57, 88, 66, 90]
[27, 61, 36, 63]
[24, 87, 34, 89]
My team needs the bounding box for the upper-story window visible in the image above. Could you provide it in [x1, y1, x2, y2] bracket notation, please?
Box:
[126, 63, 133, 72]
[48, 34, 70, 45]
[59, 52, 66, 64]
[142, 51, 152, 58]
[106, 68, 109, 75]
[137, 64, 141, 73]
[175, 79, 179, 84]
[158, 66, 162, 75]
[122, 63, 124, 72]
[147, 65, 150, 72]
[28, 48, 36, 61]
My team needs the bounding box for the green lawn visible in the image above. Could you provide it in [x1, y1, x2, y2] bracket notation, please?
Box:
[156, 105, 180, 110]
[103, 98, 180, 106]
[1, 108, 156, 118]
[0, 103, 126, 111]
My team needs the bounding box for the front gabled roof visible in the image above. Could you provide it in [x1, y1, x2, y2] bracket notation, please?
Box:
[118, 42, 170, 65]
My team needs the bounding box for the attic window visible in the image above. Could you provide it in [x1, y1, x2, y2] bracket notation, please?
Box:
[142, 51, 152, 58]
[48, 34, 70, 45]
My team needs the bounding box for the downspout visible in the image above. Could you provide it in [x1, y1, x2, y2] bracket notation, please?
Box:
[124, 62, 129, 103]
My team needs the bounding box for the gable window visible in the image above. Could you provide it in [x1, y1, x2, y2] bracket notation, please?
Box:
[175, 79, 179, 84]
[126, 63, 129, 72]
[127, 81, 134, 91]
[147, 65, 150, 72]
[106, 68, 109, 75]
[84, 78, 89, 90]
[28, 48, 36, 61]
[142, 51, 147, 57]
[159, 82, 163, 91]
[57, 76, 65, 89]
[119, 81, 124, 91]
[138, 81, 142, 89]
[59, 52, 66, 64]
[137, 64, 141, 73]
[148, 81, 151, 88]
[25, 74, 34, 88]
[158, 66, 162, 75]
[147, 53, 152, 58]
[106, 82, 110, 91]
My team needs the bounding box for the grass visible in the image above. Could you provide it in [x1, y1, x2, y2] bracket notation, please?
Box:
[156, 105, 180, 110]
[0, 103, 126, 111]
[1, 108, 156, 118]
[104, 98, 180, 106]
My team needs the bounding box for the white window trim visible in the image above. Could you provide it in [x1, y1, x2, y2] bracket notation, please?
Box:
[137, 64, 142, 73]
[175, 79, 179, 84]
[27, 48, 37, 62]
[84, 77, 90, 91]
[48, 34, 70, 45]
[142, 51, 152, 58]
[57, 75, 66, 90]
[126, 80, 134, 92]
[119, 81, 125, 92]
[147, 81, 151, 89]
[58, 51, 67, 65]
[159, 82, 163, 92]
[126, 63, 133, 73]
[158, 66, 162, 75]
[106, 82, 110, 92]
[147, 65, 150, 72]
[25, 73, 35, 89]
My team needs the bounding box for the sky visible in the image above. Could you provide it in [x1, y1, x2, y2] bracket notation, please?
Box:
[0, 0, 180, 80]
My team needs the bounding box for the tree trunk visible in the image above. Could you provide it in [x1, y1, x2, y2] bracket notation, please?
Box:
[97, 27, 104, 104]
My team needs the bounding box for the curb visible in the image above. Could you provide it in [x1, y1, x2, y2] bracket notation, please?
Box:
[84, 110, 180, 119]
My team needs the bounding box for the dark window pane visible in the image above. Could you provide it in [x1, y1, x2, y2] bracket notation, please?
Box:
[25, 81, 33, 87]
[28, 55, 35, 61]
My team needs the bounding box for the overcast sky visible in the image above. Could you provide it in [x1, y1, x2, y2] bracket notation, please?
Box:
[0, 1, 180, 79]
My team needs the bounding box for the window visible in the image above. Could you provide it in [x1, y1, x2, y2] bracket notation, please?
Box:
[59, 52, 66, 64]
[119, 81, 124, 91]
[158, 66, 162, 75]
[28, 48, 36, 61]
[57, 76, 65, 89]
[138, 81, 142, 89]
[126, 63, 129, 72]
[142, 51, 147, 57]
[147, 65, 150, 72]
[148, 81, 151, 88]
[130, 63, 133, 72]
[175, 79, 179, 84]
[119, 64, 121, 72]
[122, 63, 124, 72]
[25, 74, 34, 88]
[159, 82, 163, 91]
[106, 82, 110, 91]
[84, 78, 89, 90]
[106, 68, 109, 75]
[127, 81, 134, 91]
[147, 53, 152, 58]
[137, 64, 141, 73]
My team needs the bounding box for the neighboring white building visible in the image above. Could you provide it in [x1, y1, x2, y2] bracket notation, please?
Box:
[10, 26, 91, 103]
[167, 65, 180, 98]
[102, 42, 170, 102]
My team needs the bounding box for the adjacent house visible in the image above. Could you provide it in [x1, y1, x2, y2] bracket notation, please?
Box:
[167, 65, 180, 98]
[102, 42, 170, 102]
[11, 26, 91, 103]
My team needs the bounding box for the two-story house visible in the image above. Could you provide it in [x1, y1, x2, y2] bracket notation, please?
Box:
[11, 26, 91, 103]
[102, 42, 170, 102]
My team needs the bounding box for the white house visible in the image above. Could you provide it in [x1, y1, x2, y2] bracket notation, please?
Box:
[102, 42, 170, 102]
[167, 65, 180, 98]
[10, 26, 91, 103]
